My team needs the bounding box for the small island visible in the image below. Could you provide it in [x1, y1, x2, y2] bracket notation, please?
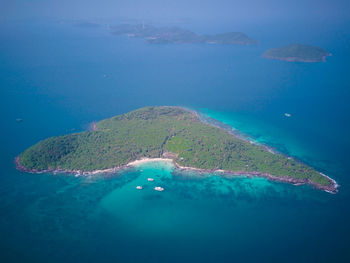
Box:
[111, 24, 257, 45]
[16, 106, 337, 193]
[263, 44, 331, 62]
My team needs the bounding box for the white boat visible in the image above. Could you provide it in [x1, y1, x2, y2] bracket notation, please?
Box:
[136, 186, 143, 190]
[147, 178, 154, 182]
[154, 186, 164, 192]
[284, 113, 291, 117]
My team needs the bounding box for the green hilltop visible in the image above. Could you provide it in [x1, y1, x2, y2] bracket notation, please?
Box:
[17, 106, 337, 192]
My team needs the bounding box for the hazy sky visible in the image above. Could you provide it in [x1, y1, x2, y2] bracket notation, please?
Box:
[1, 0, 350, 23]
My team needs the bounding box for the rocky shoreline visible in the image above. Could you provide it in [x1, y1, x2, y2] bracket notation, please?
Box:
[15, 156, 129, 176]
[15, 156, 339, 194]
[172, 161, 338, 194]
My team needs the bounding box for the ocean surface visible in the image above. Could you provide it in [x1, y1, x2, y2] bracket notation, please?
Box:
[0, 19, 350, 262]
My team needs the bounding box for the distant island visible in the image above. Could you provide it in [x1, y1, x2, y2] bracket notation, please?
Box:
[263, 44, 331, 62]
[16, 106, 337, 193]
[73, 21, 101, 28]
[110, 24, 258, 45]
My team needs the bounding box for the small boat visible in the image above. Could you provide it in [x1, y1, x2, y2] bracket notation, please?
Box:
[136, 186, 143, 190]
[284, 113, 291, 117]
[16, 118, 23, 123]
[154, 186, 164, 192]
[147, 178, 154, 182]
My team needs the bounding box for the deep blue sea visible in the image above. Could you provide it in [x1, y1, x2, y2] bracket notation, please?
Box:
[1, 19, 350, 262]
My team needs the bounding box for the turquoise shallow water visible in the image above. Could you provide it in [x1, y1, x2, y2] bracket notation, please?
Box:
[0, 20, 350, 262]
[0, 159, 343, 263]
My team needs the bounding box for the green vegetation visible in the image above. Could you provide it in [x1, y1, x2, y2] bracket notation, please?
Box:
[111, 24, 257, 45]
[263, 44, 331, 62]
[18, 106, 333, 188]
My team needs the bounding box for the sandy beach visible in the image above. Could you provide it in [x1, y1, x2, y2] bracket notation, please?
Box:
[127, 158, 173, 167]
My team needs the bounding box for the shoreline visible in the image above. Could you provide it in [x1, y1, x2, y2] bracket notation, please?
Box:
[263, 54, 331, 63]
[15, 156, 339, 194]
[193, 109, 278, 154]
[172, 160, 338, 194]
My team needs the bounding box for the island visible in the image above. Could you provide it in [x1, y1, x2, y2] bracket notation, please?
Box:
[15, 106, 338, 193]
[263, 44, 331, 62]
[110, 24, 257, 45]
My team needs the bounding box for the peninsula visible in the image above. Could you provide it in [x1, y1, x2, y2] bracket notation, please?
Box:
[111, 24, 257, 45]
[16, 106, 337, 193]
[263, 44, 331, 62]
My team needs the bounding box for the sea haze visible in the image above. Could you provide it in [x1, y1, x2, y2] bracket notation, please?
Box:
[0, 19, 350, 262]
